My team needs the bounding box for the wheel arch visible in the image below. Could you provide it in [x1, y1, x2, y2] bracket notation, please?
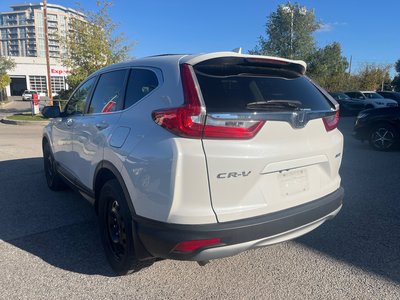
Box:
[93, 161, 136, 216]
[93, 161, 153, 261]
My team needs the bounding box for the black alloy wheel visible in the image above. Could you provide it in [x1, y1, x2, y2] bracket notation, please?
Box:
[369, 124, 398, 151]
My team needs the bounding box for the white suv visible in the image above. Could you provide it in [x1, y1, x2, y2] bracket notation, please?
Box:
[344, 91, 398, 108]
[42, 52, 344, 275]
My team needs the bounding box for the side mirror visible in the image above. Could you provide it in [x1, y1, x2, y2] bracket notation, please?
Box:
[42, 105, 61, 118]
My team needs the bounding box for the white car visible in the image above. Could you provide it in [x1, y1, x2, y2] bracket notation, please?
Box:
[344, 91, 398, 108]
[21, 90, 38, 101]
[42, 52, 344, 275]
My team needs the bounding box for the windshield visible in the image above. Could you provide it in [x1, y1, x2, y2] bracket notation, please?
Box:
[194, 58, 333, 113]
[364, 92, 384, 99]
[332, 93, 351, 100]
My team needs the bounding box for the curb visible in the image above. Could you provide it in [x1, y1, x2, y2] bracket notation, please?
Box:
[0, 118, 49, 126]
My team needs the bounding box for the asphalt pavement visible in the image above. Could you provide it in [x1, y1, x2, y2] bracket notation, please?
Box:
[0, 114, 399, 299]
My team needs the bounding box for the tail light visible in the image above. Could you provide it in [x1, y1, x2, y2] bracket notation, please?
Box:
[152, 64, 264, 139]
[323, 111, 339, 131]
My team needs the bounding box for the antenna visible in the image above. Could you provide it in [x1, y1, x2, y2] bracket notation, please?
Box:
[232, 47, 242, 54]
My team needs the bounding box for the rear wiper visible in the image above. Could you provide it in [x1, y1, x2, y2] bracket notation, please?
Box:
[246, 100, 302, 111]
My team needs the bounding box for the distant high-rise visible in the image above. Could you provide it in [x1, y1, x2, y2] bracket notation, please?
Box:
[1, 3, 85, 96]
[0, 2, 84, 58]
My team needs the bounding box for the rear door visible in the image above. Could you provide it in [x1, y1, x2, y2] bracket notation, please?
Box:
[193, 57, 343, 222]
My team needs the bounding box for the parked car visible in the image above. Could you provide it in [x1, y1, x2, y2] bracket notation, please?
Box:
[329, 92, 366, 115]
[344, 91, 398, 108]
[353, 107, 400, 151]
[21, 90, 38, 101]
[42, 52, 344, 275]
[377, 91, 400, 104]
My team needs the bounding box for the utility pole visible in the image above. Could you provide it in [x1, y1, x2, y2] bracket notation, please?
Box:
[43, 0, 53, 105]
[348, 55, 352, 75]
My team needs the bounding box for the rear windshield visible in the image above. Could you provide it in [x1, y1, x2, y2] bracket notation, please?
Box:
[193, 57, 333, 113]
[364, 92, 384, 99]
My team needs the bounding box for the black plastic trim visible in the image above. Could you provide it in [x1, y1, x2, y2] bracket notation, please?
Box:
[136, 187, 344, 260]
[57, 164, 95, 200]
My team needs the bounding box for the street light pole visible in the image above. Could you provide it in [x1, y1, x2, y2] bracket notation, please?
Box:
[43, 0, 53, 105]
[289, 10, 294, 59]
[282, 5, 307, 59]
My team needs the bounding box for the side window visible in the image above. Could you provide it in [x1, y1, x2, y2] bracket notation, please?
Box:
[65, 77, 96, 116]
[88, 70, 128, 114]
[124, 69, 159, 109]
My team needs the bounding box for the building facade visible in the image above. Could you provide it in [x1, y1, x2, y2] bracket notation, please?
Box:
[0, 3, 84, 96]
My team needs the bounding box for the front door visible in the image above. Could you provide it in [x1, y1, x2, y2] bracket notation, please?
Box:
[69, 69, 129, 190]
[53, 77, 96, 177]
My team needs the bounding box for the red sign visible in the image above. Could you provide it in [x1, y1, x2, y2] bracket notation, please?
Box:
[51, 68, 70, 75]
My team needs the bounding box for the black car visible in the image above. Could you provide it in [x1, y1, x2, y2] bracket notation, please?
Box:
[329, 92, 366, 115]
[353, 107, 400, 151]
[377, 91, 400, 104]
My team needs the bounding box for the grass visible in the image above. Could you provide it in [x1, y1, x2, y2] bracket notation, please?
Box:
[7, 113, 49, 121]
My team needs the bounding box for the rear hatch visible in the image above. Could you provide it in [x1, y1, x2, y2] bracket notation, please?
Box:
[192, 56, 343, 222]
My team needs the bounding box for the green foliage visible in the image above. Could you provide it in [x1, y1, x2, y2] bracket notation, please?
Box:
[307, 42, 349, 91]
[0, 57, 15, 89]
[392, 76, 400, 92]
[0, 56, 15, 75]
[0, 74, 11, 90]
[62, 1, 133, 90]
[391, 59, 400, 91]
[251, 2, 320, 59]
[355, 63, 391, 91]
[395, 59, 400, 73]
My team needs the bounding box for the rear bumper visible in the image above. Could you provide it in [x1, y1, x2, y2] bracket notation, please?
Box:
[135, 187, 344, 261]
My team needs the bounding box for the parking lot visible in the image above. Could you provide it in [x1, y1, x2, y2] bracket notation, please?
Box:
[0, 114, 399, 299]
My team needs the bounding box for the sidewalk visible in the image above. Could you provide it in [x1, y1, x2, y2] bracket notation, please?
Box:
[0, 97, 49, 125]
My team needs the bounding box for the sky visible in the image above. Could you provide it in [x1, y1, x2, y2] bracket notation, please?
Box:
[1, 0, 399, 75]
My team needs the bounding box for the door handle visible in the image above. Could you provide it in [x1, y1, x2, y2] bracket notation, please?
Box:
[66, 118, 74, 126]
[96, 122, 109, 130]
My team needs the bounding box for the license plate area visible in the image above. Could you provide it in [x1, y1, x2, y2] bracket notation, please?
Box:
[278, 168, 309, 197]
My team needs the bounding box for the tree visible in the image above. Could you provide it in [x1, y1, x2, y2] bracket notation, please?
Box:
[62, 1, 133, 89]
[391, 59, 400, 91]
[355, 63, 391, 91]
[392, 76, 400, 92]
[0, 56, 15, 100]
[251, 2, 320, 59]
[306, 42, 349, 91]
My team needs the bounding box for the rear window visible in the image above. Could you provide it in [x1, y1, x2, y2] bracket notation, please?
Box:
[364, 92, 384, 99]
[193, 57, 333, 113]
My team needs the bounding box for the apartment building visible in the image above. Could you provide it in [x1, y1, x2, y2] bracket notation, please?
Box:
[0, 3, 84, 96]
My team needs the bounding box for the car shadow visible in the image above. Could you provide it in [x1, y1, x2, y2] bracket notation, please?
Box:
[296, 119, 400, 283]
[1, 145, 399, 281]
[0, 157, 118, 276]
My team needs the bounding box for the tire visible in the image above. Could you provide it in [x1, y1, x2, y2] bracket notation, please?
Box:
[369, 123, 398, 151]
[98, 179, 140, 275]
[43, 142, 67, 190]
